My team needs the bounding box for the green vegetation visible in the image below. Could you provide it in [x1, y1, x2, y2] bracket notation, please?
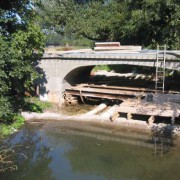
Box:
[38, 0, 180, 49]
[0, 115, 24, 137]
[25, 97, 52, 113]
[45, 33, 93, 47]
[0, 0, 45, 136]
[0, 98, 52, 137]
[92, 65, 111, 72]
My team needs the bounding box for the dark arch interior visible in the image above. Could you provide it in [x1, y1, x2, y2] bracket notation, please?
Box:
[63, 66, 95, 89]
[90, 65, 156, 89]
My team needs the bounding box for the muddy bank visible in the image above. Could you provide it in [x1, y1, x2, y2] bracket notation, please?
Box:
[22, 112, 180, 137]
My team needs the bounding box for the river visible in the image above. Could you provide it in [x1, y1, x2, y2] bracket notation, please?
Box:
[0, 120, 180, 180]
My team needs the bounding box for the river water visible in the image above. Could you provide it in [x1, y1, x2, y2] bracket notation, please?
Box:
[0, 120, 180, 180]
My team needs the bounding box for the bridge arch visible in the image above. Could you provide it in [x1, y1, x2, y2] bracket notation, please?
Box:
[62, 63, 156, 91]
[63, 65, 94, 90]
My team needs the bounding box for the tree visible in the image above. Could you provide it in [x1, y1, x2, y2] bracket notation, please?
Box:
[0, 0, 45, 124]
[38, 0, 128, 42]
[66, 0, 128, 42]
[125, 0, 180, 48]
[38, 0, 180, 49]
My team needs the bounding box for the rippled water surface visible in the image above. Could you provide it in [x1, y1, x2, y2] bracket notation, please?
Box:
[0, 120, 180, 180]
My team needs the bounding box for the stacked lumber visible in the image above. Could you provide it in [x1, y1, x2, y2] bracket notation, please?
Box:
[94, 42, 142, 51]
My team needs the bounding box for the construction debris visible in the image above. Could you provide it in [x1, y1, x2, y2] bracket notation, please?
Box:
[64, 95, 78, 105]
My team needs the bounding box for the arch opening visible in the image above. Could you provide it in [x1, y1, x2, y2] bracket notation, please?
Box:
[62, 64, 158, 90]
[63, 65, 95, 90]
[62, 64, 180, 91]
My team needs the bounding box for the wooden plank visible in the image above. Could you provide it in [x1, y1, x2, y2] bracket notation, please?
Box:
[67, 87, 145, 96]
[78, 84, 172, 94]
[94, 45, 142, 51]
[85, 103, 108, 115]
[118, 106, 180, 117]
[65, 90, 135, 100]
[81, 84, 158, 93]
[94, 47, 122, 51]
[95, 42, 120, 47]
[101, 105, 119, 120]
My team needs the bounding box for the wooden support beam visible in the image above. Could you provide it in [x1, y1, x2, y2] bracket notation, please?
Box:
[79, 89, 85, 104]
[85, 102, 108, 116]
[110, 112, 119, 122]
[127, 113, 132, 120]
[101, 105, 119, 121]
[148, 116, 155, 126]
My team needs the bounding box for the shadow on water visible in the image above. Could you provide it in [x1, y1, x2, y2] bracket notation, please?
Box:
[0, 121, 180, 180]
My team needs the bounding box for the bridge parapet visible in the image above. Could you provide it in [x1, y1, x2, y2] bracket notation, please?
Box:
[59, 51, 180, 61]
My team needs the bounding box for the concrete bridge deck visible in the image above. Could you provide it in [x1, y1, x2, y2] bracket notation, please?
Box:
[43, 50, 180, 61]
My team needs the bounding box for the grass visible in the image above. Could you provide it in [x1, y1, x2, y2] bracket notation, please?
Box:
[92, 65, 111, 72]
[0, 115, 24, 137]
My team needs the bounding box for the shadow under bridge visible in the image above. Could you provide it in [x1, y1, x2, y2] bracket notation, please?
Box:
[63, 65, 95, 90]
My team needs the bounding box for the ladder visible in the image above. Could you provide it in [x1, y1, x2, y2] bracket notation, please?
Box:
[155, 45, 166, 93]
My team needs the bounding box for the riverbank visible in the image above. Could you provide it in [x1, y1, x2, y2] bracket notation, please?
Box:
[22, 111, 180, 137]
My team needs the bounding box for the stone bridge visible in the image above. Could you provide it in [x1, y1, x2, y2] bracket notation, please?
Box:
[37, 50, 180, 104]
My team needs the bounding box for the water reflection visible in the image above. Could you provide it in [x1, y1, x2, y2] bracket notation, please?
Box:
[150, 124, 177, 157]
[152, 136, 172, 157]
[0, 125, 55, 180]
[0, 121, 180, 180]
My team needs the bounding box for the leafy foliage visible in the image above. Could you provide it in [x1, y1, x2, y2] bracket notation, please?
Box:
[0, 0, 45, 128]
[23, 97, 52, 113]
[0, 97, 14, 124]
[38, 0, 180, 49]
[125, 0, 180, 48]
[0, 115, 25, 137]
